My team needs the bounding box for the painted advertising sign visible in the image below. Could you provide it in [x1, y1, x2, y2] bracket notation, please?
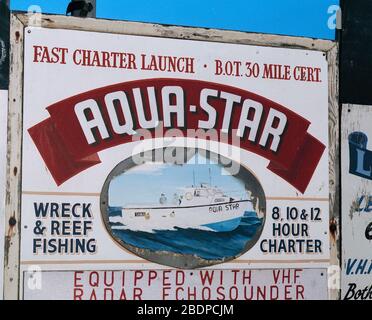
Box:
[341, 105, 372, 300]
[23, 269, 327, 301]
[0, 89, 7, 300]
[20, 25, 330, 299]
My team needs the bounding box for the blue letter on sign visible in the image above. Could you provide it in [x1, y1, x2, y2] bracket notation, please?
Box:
[349, 132, 372, 179]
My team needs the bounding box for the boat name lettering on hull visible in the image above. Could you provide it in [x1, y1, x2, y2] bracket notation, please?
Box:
[209, 203, 240, 213]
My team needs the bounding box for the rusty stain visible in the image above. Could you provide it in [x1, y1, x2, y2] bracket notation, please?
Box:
[9, 217, 17, 227]
[4, 236, 10, 266]
[330, 217, 338, 241]
[15, 31, 20, 43]
[4, 212, 17, 266]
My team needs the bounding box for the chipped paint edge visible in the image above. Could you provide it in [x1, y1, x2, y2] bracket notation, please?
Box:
[14, 12, 336, 51]
[327, 44, 340, 300]
[3, 14, 23, 300]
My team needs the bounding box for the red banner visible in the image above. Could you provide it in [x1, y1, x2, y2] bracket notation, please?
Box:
[28, 78, 325, 193]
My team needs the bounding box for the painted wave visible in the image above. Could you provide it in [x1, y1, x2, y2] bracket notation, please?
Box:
[107, 207, 263, 260]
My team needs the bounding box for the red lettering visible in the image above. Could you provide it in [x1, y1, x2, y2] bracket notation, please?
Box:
[104, 271, 114, 287]
[257, 286, 266, 300]
[242, 270, 251, 285]
[32, 45, 68, 64]
[89, 271, 99, 287]
[163, 287, 171, 300]
[229, 286, 239, 300]
[294, 269, 302, 283]
[176, 271, 185, 286]
[104, 288, 114, 300]
[163, 271, 171, 286]
[133, 288, 143, 300]
[202, 287, 211, 300]
[296, 285, 305, 300]
[293, 66, 321, 82]
[231, 270, 239, 285]
[148, 270, 157, 286]
[216, 286, 226, 300]
[176, 287, 184, 300]
[74, 271, 84, 288]
[89, 289, 97, 300]
[188, 286, 197, 300]
[134, 271, 143, 286]
[33, 45, 43, 62]
[200, 271, 214, 286]
[73, 288, 84, 300]
[119, 289, 127, 300]
[271, 285, 279, 300]
[284, 285, 292, 300]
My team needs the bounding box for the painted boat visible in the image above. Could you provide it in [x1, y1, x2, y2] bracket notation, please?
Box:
[110, 183, 253, 232]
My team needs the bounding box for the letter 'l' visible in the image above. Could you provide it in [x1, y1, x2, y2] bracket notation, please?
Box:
[356, 149, 372, 176]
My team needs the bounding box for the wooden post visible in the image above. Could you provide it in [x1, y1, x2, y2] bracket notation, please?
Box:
[3, 13, 23, 300]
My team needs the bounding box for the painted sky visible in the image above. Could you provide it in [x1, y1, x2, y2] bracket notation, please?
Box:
[108, 153, 246, 207]
[11, 0, 339, 40]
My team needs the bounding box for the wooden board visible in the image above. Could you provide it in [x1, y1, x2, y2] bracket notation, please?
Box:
[4, 12, 339, 300]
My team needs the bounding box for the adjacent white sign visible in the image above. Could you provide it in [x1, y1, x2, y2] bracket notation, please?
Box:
[341, 105, 372, 300]
[20, 26, 330, 298]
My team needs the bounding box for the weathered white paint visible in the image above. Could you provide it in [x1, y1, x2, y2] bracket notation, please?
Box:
[4, 14, 24, 300]
[0, 89, 8, 300]
[16, 13, 335, 52]
[327, 45, 340, 300]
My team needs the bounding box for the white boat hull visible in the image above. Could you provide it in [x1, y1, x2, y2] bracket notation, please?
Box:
[110, 200, 252, 232]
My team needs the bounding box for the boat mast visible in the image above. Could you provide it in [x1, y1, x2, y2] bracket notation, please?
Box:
[209, 168, 212, 186]
[193, 170, 196, 187]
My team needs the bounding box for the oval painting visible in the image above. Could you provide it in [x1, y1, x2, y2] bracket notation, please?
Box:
[100, 148, 266, 269]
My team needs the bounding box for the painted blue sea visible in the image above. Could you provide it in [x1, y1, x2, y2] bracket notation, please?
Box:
[108, 207, 263, 260]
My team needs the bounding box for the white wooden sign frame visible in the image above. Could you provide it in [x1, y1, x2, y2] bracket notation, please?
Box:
[3, 13, 339, 300]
